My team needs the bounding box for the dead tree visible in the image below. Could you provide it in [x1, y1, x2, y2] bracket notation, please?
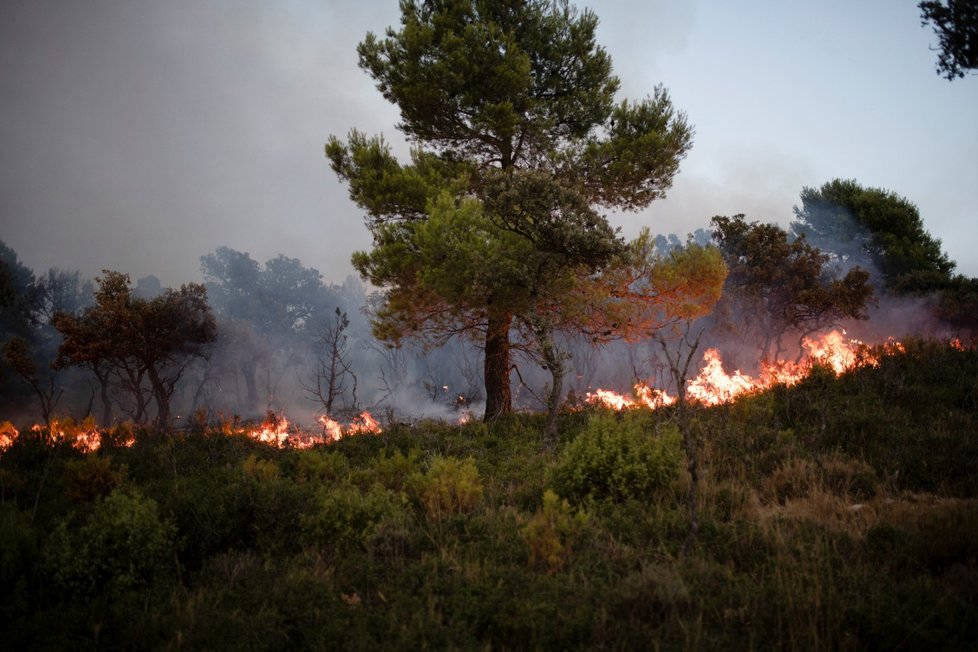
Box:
[302, 308, 357, 415]
[657, 323, 706, 560]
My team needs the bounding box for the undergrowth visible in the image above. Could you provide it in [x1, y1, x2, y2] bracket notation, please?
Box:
[0, 342, 975, 649]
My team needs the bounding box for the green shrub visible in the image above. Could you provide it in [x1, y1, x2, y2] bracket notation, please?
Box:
[301, 484, 405, 551]
[409, 455, 484, 520]
[520, 490, 589, 573]
[550, 416, 683, 503]
[294, 448, 350, 485]
[354, 447, 420, 492]
[43, 487, 175, 599]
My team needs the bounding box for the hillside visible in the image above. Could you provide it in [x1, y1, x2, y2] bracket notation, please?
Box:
[1, 339, 976, 649]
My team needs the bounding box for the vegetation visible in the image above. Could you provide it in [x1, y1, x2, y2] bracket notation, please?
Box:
[1, 341, 975, 649]
[53, 271, 217, 429]
[711, 214, 874, 361]
[790, 178, 955, 292]
[328, 0, 694, 420]
[919, 0, 978, 80]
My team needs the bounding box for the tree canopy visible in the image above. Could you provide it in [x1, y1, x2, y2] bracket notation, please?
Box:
[713, 215, 874, 361]
[54, 271, 217, 429]
[328, 0, 694, 420]
[919, 0, 978, 80]
[790, 179, 954, 293]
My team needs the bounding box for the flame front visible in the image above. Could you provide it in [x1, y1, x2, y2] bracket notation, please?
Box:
[587, 329, 907, 412]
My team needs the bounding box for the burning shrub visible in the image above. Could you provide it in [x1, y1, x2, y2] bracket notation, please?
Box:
[550, 416, 682, 503]
[409, 455, 484, 521]
[42, 487, 175, 599]
[520, 489, 589, 573]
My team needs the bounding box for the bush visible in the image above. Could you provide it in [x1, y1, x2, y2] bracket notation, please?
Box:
[62, 455, 126, 503]
[521, 490, 589, 573]
[301, 484, 406, 552]
[42, 487, 175, 599]
[409, 455, 484, 520]
[550, 416, 683, 503]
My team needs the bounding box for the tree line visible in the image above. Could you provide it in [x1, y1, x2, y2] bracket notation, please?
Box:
[3, 0, 975, 434]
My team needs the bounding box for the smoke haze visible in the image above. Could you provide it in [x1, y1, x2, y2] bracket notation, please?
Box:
[2, 0, 976, 289]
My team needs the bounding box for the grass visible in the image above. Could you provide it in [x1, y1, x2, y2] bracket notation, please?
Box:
[0, 340, 975, 649]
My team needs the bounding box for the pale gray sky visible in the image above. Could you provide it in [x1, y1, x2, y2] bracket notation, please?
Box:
[2, 0, 976, 288]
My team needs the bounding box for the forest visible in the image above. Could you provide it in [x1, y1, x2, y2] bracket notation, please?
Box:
[2, 0, 977, 648]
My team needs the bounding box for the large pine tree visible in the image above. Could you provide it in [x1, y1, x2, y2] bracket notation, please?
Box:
[327, 0, 694, 420]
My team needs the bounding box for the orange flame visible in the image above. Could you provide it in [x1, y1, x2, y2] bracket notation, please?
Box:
[0, 421, 19, 451]
[349, 411, 382, 435]
[318, 415, 344, 442]
[586, 329, 905, 412]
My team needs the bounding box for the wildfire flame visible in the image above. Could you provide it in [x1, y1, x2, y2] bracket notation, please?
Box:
[586, 329, 909, 411]
[243, 410, 383, 449]
[0, 332, 966, 455]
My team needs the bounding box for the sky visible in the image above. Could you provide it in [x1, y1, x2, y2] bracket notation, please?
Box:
[2, 0, 976, 290]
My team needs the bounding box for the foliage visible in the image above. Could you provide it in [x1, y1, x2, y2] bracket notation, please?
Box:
[200, 246, 337, 337]
[712, 214, 874, 360]
[1, 341, 976, 648]
[409, 454, 484, 520]
[329, 0, 694, 420]
[62, 455, 127, 503]
[42, 487, 175, 600]
[520, 489, 589, 573]
[790, 178, 954, 292]
[53, 270, 217, 428]
[550, 414, 683, 503]
[919, 0, 978, 80]
[301, 483, 405, 552]
[583, 229, 728, 342]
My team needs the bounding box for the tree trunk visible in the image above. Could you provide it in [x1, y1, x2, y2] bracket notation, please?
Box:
[532, 319, 564, 448]
[96, 368, 112, 426]
[240, 358, 258, 413]
[146, 366, 171, 431]
[483, 310, 513, 421]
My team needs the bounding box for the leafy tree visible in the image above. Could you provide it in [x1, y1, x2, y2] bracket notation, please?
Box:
[33, 268, 95, 325]
[133, 275, 164, 300]
[328, 0, 693, 420]
[2, 336, 61, 427]
[0, 240, 39, 341]
[713, 214, 874, 361]
[54, 271, 217, 429]
[791, 179, 954, 293]
[919, 0, 978, 80]
[200, 247, 342, 413]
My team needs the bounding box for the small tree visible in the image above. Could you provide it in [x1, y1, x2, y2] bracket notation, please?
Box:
[54, 271, 217, 430]
[2, 336, 62, 427]
[303, 308, 358, 415]
[713, 214, 874, 361]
